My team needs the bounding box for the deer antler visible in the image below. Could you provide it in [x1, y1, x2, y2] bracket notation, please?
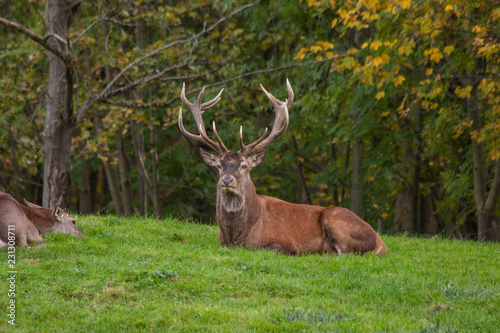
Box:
[239, 79, 294, 155]
[178, 83, 229, 154]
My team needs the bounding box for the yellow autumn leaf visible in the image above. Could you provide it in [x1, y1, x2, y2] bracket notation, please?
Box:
[326, 51, 334, 58]
[317, 41, 334, 50]
[295, 48, 308, 60]
[316, 55, 323, 61]
[310, 45, 322, 53]
[398, 45, 413, 56]
[444, 45, 455, 55]
[362, 42, 369, 49]
[381, 212, 389, 219]
[383, 39, 397, 48]
[381, 111, 390, 117]
[445, 5, 453, 11]
[396, 0, 411, 10]
[430, 51, 443, 63]
[347, 48, 358, 55]
[455, 86, 473, 98]
[426, 68, 433, 76]
[491, 150, 500, 161]
[432, 87, 443, 96]
[375, 91, 385, 100]
[331, 19, 338, 29]
[372, 57, 384, 67]
[370, 40, 383, 50]
[394, 75, 405, 87]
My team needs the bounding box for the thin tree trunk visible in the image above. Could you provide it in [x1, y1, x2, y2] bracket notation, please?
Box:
[131, 121, 148, 215]
[116, 133, 134, 215]
[102, 162, 124, 216]
[351, 135, 364, 217]
[330, 139, 340, 206]
[465, 82, 498, 240]
[341, 143, 350, 203]
[296, 163, 312, 205]
[8, 131, 20, 200]
[412, 104, 423, 233]
[79, 161, 92, 214]
[149, 84, 162, 218]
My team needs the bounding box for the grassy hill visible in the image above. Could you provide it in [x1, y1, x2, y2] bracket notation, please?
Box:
[1, 215, 498, 332]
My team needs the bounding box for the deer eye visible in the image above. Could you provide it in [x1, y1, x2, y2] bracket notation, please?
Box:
[241, 163, 247, 170]
[72, 220, 76, 225]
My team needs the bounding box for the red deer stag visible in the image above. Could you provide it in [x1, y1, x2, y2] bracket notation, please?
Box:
[0, 191, 85, 248]
[178, 80, 386, 255]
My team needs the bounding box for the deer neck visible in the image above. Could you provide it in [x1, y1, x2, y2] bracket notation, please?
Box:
[216, 181, 261, 246]
[21, 205, 54, 234]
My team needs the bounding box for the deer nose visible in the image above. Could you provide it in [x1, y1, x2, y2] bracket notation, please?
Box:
[221, 177, 233, 187]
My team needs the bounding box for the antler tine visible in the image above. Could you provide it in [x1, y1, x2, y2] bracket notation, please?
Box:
[285, 78, 294, 109]
[212, 121, 229, 152]
[202, 88, 224, 110]
[239, 80, 293, 155]
[239, 126, 268, 153]
[178, 82, 229, 154]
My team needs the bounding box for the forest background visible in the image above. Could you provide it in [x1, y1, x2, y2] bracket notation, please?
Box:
[0, 0, 499, 241]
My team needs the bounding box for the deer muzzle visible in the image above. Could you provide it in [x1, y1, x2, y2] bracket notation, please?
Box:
[221, 177, 234, 187]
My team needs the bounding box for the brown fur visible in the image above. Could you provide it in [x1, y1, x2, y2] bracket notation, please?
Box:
[201, 150, 387, 255]
[180, 80, 385, 255]
[0, 191, 85, 248]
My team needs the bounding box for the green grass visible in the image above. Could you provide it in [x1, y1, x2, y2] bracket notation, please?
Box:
[1, 215, 499, 332]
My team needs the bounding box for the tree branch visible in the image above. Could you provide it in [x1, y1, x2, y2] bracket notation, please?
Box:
[485, 158, 500, 212]
[100, 0, 259, 98]
[71, 17, 137, 48]
[75, 0, 260, 121]
[101, 55, 345, 109]
[0, 17, 70, 65]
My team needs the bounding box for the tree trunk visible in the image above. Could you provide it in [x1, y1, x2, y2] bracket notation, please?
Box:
[131, 119, 163, 218]
[78, 161, 92, 214]
[116, 133, 135, 215]
[131, 120, 148, 215]
[466, 82, 499, 241]
[412, 104, 423, 233]
[341, 143, 350, 203]
[8, 131, 20, 200]
[330, 139, 340, 206]
[43, 0, 73, 210]
[351, 135, 364, 217]
[102, 161, 124, 216]
[149, 85, 162, 218]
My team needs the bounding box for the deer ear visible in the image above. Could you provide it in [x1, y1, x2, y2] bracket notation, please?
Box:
[199, 147, 220, 167]
[53, 206, 64, 222]
[23, 199, 43, 209]
[247, 149, 266, 168]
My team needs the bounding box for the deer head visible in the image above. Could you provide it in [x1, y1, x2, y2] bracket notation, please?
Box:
[23, 199, 86, 237]
[178, 80, 294, 199]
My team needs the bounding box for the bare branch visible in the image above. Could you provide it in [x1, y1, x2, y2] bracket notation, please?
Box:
[99, 0, 260, 98]
[166, 55, 345, 105]
[71, 17, 137, 48]
[0, 17, 70, 65]
[75, 0, 260, 121]
[100, 55, 346, 109]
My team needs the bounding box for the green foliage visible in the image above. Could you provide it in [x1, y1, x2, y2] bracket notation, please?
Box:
[1, 216, 498, 332]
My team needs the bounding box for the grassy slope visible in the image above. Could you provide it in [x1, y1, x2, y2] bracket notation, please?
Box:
[1, 215, 498, 332]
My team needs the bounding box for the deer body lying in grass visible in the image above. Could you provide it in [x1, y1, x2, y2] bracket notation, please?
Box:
[178, 81, 386, 255]
[0, 191, 85, 248]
